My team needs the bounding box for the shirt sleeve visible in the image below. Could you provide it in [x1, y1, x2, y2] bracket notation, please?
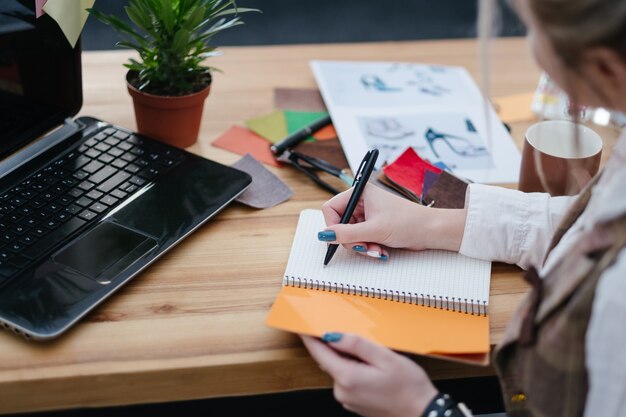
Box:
[459, 184, 574, 269]
[584, 248, 626, 417]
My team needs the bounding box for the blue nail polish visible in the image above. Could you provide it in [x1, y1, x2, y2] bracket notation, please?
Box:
[318, 231, 336, 242]
[380, 254, 389, 261]
[322, 332, 343, 343]
[352, 245, 366, 252]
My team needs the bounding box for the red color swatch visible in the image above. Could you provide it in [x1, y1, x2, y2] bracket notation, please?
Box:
[383, 148, 442, 196]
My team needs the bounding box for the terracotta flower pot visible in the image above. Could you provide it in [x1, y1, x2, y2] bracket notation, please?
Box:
[126, 72, 211, 148]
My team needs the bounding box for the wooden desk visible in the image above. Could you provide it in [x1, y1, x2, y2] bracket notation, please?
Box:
[0, 38, 620, 414]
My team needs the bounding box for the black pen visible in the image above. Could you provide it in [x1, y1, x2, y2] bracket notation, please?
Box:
[270, 115, 332, 156]
[323, 149, 379, 266]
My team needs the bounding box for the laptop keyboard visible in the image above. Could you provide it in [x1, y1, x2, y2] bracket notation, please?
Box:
[0, 127, 184, 285]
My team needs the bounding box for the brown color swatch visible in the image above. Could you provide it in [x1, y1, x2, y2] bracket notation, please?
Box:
[274, 88, 327, 112]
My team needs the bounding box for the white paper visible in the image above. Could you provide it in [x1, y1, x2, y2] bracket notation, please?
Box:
[311, 60, 522, 183]
[285, 210, 491, 310]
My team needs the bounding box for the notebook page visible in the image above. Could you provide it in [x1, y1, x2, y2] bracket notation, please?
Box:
[284, 210, 491, 310]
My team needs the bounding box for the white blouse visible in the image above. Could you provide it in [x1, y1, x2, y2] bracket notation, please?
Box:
[459, 129, 626, 417]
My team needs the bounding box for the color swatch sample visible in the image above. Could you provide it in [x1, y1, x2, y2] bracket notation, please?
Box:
[295, 138, 349, 169]
[212, 126, 281, 168]
[423, 171, 469, 209]
[245, 110, 288, 144]
[274, 88, 327, 112]
[383, 148, 442, 197]
[284, 111, 337, 142]
[232, 154, 292, 208]
[245, 110, 337, 143]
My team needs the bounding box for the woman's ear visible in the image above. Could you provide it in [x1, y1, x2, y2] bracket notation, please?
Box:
[580, 47, 626, 111]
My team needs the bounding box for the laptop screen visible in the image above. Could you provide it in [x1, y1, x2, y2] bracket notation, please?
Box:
[0, 0, 82, 160]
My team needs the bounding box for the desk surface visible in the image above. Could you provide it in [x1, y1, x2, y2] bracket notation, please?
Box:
[0, 38, 621, 414]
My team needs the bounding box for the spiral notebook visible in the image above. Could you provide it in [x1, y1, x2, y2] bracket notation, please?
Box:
[266, 209, 492, 364]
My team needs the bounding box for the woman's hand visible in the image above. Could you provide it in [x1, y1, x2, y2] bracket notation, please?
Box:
[318, 184, 468, 258]
[301, 333, 438, 417]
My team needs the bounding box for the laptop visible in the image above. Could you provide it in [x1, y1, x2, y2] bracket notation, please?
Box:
[0, 3, 252, 340]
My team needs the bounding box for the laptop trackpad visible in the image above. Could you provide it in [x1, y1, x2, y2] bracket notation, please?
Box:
[53, 221, 158, 283]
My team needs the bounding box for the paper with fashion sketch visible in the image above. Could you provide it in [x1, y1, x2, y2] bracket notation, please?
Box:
[311, 61, 522, 183]
[231, 154, 292, 209]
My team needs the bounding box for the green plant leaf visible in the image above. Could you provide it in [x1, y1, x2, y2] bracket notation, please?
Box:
[161, 0, 175, 34]
[172, 29, 191, 55]
[90, 0, 257, 96]
[201, 18, 243, 38]
[213, 7, 260, 18]
[183, 5, 206, 31]
[124, 5, 150, 33]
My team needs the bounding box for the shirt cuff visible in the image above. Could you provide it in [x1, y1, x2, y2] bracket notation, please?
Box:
[459, 184, 558, 268]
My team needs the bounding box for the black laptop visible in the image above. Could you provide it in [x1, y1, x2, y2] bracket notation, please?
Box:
[0, 3, 252, 340]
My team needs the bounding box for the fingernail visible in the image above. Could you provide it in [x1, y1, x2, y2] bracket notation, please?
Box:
[321, 332, 343, 343]
[352, 245, 366, 253]
[318, 230, 336, 242]
[380, 254, 389, 261]
[367, 250, 380, 258]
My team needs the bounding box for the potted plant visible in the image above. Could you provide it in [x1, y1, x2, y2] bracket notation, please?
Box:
[89, 0, 257, 147]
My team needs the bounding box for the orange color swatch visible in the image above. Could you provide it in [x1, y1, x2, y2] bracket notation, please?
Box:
[212, 125, 281, 168]
[493, 92, 536, 123]
[312, 124, 338, 141]
[267, 286, 490, 362]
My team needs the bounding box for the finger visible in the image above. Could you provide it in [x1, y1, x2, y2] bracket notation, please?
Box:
[364, 242, 386, 260]
[346, 242, 388, 261]
[333, 386, 359, 414]
[324, 221, 380, 245]
[323, 333, 395, 367]
[321, 189, 355, 227]
[347, 242, 368, 255]
[300, 335, 359, 378]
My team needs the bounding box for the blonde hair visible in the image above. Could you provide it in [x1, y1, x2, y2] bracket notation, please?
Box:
[477, 0, 626, 195]
[526, 0, 626, 195]
[529, 0, 626, 68]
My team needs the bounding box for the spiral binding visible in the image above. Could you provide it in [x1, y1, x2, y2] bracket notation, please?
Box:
[283, 275, 488, 316]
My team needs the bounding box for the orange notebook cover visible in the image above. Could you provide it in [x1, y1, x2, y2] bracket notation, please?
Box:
[266, 209, 491, 365]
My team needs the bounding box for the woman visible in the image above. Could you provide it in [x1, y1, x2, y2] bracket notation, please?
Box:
[301, 0, 626, 416]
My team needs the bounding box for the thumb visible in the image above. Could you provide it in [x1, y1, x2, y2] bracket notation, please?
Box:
[325, 221, 381, 245]
[323, 333, 395, 367]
